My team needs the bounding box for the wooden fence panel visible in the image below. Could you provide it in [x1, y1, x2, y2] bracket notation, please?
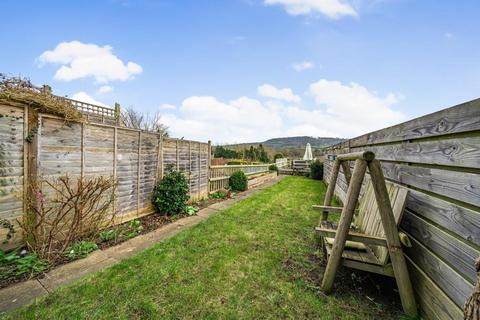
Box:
[323, 98, 480, 319]
[0, 103, 209, 250]
[116, 129, 139, 215]
[208, 164, 270, 192]
[0, 105, 25, 245]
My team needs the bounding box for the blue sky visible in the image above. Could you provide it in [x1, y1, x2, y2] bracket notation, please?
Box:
[1, 0, 479, 143]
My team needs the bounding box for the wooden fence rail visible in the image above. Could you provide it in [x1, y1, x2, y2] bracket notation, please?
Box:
[323, 98, 480, 320]
[275, 158, 288, 168]
[209, 164, 271, 192]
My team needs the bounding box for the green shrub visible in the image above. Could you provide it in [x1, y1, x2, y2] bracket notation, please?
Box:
[122, 220, 144, 239]
[211, 189, 230, 199]
[273, 153, 284, 161]
[14, 254, 48, 276]
[268, 164, 278, 171]
[229, 171, 248, 192]
[99, 229, 117, 242]
[65, 241, 98, 260]
[0, 249, 48, 279]
[152, 165, 190, 215]
[310, 160, 324, 180]
[185, 206, 199, 216]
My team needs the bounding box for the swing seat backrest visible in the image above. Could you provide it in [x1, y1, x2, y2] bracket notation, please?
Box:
[352, 179, 409, 264]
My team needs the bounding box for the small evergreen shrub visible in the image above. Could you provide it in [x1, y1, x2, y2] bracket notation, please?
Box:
[229, 171, 248, 192]
[211, 189, 230, 199]
[310, 160, 324, 180]
[65, 241, 98, 260]
[273, 153, 284, 161]
[152, 165, 190, 215]
[269, 164, 278, 171]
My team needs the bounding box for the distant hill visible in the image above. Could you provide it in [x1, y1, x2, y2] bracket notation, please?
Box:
[261, 136, 345, 150]
[225, 136, 346, 150]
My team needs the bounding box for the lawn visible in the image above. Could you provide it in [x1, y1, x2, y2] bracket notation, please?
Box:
[3, 176, 404, 319]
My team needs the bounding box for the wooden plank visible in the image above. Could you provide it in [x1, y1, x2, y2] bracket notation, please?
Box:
[197, 142, 201, 198]
[321, 159, 367, 293]
[176, 139, 179, 170]
[380, 161, 480, 207]
[315, 227, 387, 246]
[368, 159, 417, 317]
[353, 136, 480, 169]
[349, 98, 480, 147]
[406, 189, 480, 246]
[406, 256, 463, 320]
[81, 123, 85, 178]
[404, 233, 473, 308]
[22, 105, 28, 215]
[342, 259, 394, 277]
[321, 159, 340, 223]
[113, 127, 117, 215]
[312, 205, 343, 213]
[401, 210, 479, 284]
[137, 131, 141, 214]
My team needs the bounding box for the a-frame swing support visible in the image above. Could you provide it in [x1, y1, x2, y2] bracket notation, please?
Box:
[319, 151, 418, 317]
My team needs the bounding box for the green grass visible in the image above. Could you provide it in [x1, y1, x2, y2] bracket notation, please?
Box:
[4, 177, 403, 319]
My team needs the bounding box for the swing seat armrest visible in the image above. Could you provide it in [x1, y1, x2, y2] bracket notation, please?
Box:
[312, 205, 343, 213]
[315, 227, 388, 247]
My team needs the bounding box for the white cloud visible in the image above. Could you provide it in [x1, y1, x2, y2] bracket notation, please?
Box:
[38, 41, 143, 83]
[264, 0, 357, 19]
[257, 84, 301, 103]
[159, 96, 283, 143]
[159, 103, 176, 110]
[71, 92, 110, 108]
[158, 79, 405, 143]
[293, 61, 315, 71]
[97, 85, 114, 94]
[284, 79, 405, 137]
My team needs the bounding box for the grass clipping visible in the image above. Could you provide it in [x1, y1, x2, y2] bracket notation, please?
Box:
[0, 74, 85, 122]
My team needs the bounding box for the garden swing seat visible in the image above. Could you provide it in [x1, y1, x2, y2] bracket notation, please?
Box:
[312, 151, 417, 317]
[313, 179, 409, 277]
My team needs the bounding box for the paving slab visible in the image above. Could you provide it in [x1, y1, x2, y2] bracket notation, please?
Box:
[0, 280, 47, 313]
[38, 251, 116, 291]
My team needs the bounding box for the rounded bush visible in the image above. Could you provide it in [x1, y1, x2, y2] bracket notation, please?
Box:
[152, 165, 190, 215]
[269, 164, 278, 171]
[273, 153, 284, 161]
[229, 171, 248, 192]
[310, 160, 324, 180]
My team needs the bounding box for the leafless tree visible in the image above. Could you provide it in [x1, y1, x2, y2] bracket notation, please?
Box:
[121, 107, 169, 137]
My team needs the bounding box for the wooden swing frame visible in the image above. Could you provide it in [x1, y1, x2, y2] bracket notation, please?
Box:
[318, 151, 418, 317]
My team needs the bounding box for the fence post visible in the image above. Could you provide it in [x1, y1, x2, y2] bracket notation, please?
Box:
[198, 142, 201, 198]
[25, 107, 40, 219]
[176, 139, 179, 171]
[114, 103, 121, 126]
[80, 123, 85, 179]
[137, 131, 142, 215]
[113, 127, 117, 215]
[188, 141, 192, 191]
[207, 140, 211, 193]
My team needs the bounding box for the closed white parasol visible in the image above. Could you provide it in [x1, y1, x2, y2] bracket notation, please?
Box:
[303, 143, 313, 161]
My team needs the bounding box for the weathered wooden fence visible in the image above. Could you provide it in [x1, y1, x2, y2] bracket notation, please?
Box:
[0, 101, 210, 248]
[209, 164, 270, 192]
[275, 158, 288, 168]
[323, 98, 480, 320]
